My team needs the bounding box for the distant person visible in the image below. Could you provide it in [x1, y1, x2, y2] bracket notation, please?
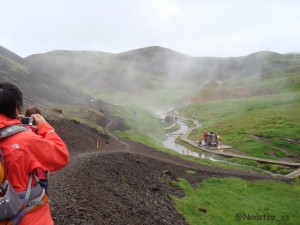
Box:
[24, 106, 49, 195]
[211, 133, 217, 146]
[99, 107, 105, 116]
[216, 133, 221, 149]
[25, 106, 41, 117]
[207, 131, 213, 146]
[22, 106, 41, 131]
[203, 131, 207, 144]
[0, 82, 69, 225]
[216, 133, 221, 141]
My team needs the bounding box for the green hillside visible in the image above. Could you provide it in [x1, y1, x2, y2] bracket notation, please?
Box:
[0, 45, 107, 135]
[179, 92, 300, 161]
[173, 177, 300, 225]
[0, 46, 92, 107]
[188, 69, 300, 103]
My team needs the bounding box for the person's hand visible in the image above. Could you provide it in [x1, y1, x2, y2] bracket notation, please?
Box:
[31, 114, 46, 126]
[18, 114, 25, 120]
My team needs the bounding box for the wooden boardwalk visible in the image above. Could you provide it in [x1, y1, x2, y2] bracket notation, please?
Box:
[285, 168, 300, 178]
[179, 119, 300, 177]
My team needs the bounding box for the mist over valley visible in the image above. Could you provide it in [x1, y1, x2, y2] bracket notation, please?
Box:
[1, 44, 300, 224]
[23, 46, 300, 106]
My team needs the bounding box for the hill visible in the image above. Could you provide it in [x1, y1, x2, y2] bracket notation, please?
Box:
[0, 45, 112, 134]
[0, 46, 93, 108]
[116, 47, 300, 81]
[26, 46, 300, 105]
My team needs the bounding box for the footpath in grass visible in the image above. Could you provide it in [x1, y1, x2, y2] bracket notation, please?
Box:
[172, 177, 300, 225]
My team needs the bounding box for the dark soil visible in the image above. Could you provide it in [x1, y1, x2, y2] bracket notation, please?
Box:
[48, 117, 288, 225]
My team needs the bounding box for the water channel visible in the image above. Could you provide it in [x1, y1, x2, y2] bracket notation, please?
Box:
[158, 111, 218, 161]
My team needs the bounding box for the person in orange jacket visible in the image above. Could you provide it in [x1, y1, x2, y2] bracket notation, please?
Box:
[0, 82, 69, 225]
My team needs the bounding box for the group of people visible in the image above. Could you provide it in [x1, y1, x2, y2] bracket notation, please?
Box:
[165, 115, 177, 123]
[202, 131, 221, 148]
[0, 82, 69, 225]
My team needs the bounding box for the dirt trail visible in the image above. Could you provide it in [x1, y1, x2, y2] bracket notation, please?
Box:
[48, 117, 288, 225]
[104, 118, 130, 151]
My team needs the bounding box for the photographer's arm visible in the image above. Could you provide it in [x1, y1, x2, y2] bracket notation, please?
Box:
[31, 114, 46, 126]
[29, 114, 69, 172]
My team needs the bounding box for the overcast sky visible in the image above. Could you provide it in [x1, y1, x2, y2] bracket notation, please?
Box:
[0, 0, 299, 58]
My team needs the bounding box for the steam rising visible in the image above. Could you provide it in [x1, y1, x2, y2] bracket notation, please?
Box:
[26, 47, 300, 109]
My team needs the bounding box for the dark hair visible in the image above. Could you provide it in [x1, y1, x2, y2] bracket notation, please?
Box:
[26, 107, 41, 116]
[0, 82, 23, 119]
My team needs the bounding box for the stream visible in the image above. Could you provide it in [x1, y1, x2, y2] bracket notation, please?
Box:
[160, 117, 218, 161]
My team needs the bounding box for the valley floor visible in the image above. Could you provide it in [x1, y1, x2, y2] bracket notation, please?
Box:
[48, 117, 288, 225]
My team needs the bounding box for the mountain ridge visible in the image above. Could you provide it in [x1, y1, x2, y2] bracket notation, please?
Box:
[25, 46, 300, 103]
[26, 46, 300, 80]
[2, 45, 300, 106]
[0, 45, 93, 108]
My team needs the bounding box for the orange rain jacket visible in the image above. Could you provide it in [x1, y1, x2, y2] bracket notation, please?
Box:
[0, 114, 69, 225]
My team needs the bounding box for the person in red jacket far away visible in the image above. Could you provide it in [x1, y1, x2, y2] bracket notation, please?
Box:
[203, 131, 207, 145]
[0, 82, 69, 225]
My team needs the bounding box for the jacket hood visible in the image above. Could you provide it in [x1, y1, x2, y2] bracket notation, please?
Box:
[0, 114, 22, 129]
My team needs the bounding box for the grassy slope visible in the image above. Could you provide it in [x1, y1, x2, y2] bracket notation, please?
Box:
[89, 75, 188, 106]
[113, 105, 166, 148]
[180, 92, 300, 160]
[173, 177, 300, 225]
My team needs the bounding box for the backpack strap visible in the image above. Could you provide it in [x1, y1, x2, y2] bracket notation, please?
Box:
[0, 125, 28, 139]
[0, 125, 28, 190]
[11, 175, 48, 225]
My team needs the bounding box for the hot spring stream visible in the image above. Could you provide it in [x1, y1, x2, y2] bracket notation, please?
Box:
[162, 120, 217, 161]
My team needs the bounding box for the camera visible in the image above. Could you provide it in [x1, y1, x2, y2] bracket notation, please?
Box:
[21, 117, 34, 125]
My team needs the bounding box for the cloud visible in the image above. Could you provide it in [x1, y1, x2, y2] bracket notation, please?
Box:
[0, 0, 299, 57]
